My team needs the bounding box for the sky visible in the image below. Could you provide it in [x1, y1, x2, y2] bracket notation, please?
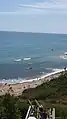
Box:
[0, 0, 67, 33]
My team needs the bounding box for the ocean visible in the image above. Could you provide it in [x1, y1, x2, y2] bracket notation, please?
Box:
[0, 31, 67, 84]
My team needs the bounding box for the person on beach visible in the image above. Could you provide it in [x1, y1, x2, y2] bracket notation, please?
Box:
[41, 110, 47, 119]
[37, 105, 47, 119]
[8, 84, 10, 87]
[23, 86, 25, 89]
[39, 106, 47, 119]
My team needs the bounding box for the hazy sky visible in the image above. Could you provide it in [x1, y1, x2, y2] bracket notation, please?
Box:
[0, 0, 67, 33]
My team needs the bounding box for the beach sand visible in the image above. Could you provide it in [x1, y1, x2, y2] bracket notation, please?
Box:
[0, 81, 39, 96]
[0, 68, 66, 96]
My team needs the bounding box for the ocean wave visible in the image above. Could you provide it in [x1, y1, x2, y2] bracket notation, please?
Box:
[60, 55, 67, 60]
[60, 52, 67, 60]
[13, 57, 31, 62]
[46, 68, 53, 70]
[64, 52, 67, 55]
[0, 77, 39, 84]
[52, 68, 62, 72]
[23, 57, 31, 61]
[14, 58, 22, 62]
[0, 68, 66, 84]
[40, 72, 45, 74]
[46, 68, 62, 72]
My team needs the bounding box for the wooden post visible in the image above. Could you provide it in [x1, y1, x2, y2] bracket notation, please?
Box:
[52, 108, 55, 119]
[47, 108, 52, 119]
[25, 106, 31, 119]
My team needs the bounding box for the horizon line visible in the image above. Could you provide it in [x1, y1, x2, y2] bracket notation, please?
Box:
[0, 30, 67, 35]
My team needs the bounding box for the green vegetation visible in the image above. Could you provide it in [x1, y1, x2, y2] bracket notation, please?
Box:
[0, 73, 67, 118]
[0, 93, 28, 119]
[22, 73, 67, 101]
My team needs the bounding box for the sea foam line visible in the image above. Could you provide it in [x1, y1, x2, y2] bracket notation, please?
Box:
[0, 68, 66, 85]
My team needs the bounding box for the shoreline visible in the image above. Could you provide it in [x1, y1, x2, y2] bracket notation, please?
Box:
[0, 68, 65, 85]
[0, 68, 66, 96]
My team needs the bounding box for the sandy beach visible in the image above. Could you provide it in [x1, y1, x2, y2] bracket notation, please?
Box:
[0, 68, 66, 96]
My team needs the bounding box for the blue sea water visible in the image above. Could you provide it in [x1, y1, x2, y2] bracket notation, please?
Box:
[0, 31, 67, 83]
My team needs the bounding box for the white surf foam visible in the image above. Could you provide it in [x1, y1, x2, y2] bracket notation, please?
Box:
[0, 78, 26, 84]
[14, 58, 22, 62]
[40, 68, 66, 79]
[60, 52, 67, 60]
[0, 77, 39, 84]
[52, 68, 62, 72]
[64, 52, 67, 55]
[24, 57, 31, 61]
[46, 68, 53, 70]
[46, 68, 62, 72]
[60, 55, 67, 60]
[0, 68, 67, 85]
[40, 72, 45, 74]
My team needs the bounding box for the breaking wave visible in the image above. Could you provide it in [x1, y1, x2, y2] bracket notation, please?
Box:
[52, 68, 62, 72]
[60, 55, 67, 60]
[60, 52, 67, 60]
[14, 58, 22, 62]
[46, 68, 62, 72]
[13, 57, 31, 62]
[0, 77, 40, 84]
[0, 68, 66, 85]
[23, 57, 31, 61]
